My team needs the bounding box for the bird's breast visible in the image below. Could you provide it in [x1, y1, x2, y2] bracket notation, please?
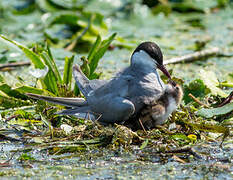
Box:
[139, 73, 164, 95]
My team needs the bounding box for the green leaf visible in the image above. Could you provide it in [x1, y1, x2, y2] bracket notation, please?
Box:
[0, 83, 26, 99]
[41, 51, 62, 84]
[63, 55, 74, 89]
[200, 70, 227, 97]
[89, 33, 117, 77]
[78, 12, 108, 35]
[183, 79, 207, 104]
[0, 96, 31, 109]
[0, 35, 44, 69]
[37, 0, 58, 12]
[140, 139, 149, 149]
[14, 85, 54, 96]
[88, 35, 101, 62]
[43, 71, 60, 95]
[0, 35, 60, 95]
[170, 134, 189, 141]
[187, 122, 229, 139]
[220, 82, 233, 88]
[47, 45, 62, 83]
[197, 102, 233, 118]
[46, 12, 80, 26]
[48, 0, 85, 9]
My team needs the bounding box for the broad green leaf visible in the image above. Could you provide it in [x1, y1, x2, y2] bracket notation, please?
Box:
[197, 102, 233, 118]
[0, 90, 9, 98]
[220, 82, 233, 88]
[0, 96, 31, 109]
[43, 72, 60, 95]
[78, 13, 108, 35]
[88, 35, 101, 62]
[170, 134, 189, 141]
[140, 139, 149, 149]
[73, 83, 80, 96]
[183, 79, 207, 104]
[0, 35, 44, 69]
[0, 75, 4, 83]
[63, 55, 74, 89]
[14, 85, 50, 95]
[46, 12, 80, 26]
[187, 122, 229, 138]
[48, 0, 85, 9]
[41, 51, 62, 83]
[89, 33, 117, 76]
[200, 70, 227, 97]
[0, 84, 25, 99]
[37, 0, 59, 12]
[47, 45, 62, 84]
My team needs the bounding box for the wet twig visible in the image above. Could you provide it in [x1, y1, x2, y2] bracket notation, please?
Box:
[5, 114, 20, 122]
[138, 118, 147, 134]
[164, 47, 220, 65]
[218, 91, 233, 107]
[0, 61, 31, 70]
[163, 147, 202, 159]
[172, 155, 186, 163]
[188, 93, 209, 108]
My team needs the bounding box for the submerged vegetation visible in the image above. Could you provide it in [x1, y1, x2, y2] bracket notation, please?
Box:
[0, 0, 232, 179]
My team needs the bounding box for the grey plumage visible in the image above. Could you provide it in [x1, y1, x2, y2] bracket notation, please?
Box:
[126, 80, 183, 130]
[27, 42, 171, 124]
[26, 94, 87, 107]
[73, 65, 107, 97]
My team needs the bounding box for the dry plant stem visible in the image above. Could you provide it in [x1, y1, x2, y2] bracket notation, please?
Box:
[218, 91, 233, 107]
[5, 114, 20, 122]
[0, 61, 31, 70]
[172, 155, 186, 163]
[138, 118, 147, 133]
[188, 93, 209, 108]
[164, 47, 220, 65]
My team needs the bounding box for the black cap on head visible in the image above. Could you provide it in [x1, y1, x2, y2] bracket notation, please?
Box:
[133, 42, 163, 65]
[133, 42, 171, 79]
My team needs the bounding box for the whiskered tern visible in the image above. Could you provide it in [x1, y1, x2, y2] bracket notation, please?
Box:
[27, 42, 171, 124]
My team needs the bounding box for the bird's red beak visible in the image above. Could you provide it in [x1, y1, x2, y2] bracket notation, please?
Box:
[157, 64, 171, 79]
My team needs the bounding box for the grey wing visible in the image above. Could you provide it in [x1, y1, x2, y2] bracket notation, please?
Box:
[89, 79, 108, 91]
[90, 74, 134, 98]
[73, 65, 108, 97]
[90, 96, 135, 124]
[26, 93, 87, 107]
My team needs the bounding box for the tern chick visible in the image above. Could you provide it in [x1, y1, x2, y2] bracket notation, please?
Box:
[127, 80, 183, 130]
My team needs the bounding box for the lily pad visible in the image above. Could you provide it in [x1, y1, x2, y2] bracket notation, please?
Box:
[199, 69, 227, 97]
[197, 102, 233, 118]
